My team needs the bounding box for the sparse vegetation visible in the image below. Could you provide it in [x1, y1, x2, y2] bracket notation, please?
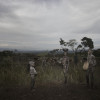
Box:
[0, 52, 99, 87]
[0, 37, 100, 100]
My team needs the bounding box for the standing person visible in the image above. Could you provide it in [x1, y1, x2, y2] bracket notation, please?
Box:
[62, 51, 69, 84]
[29, 59, 37, 90]
[86, 49, 96, 88]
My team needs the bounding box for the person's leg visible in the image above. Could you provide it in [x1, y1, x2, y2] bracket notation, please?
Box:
[64, 67, 68, 84]
[63, 69, 67, 84]
[86, 70, 89, 87]
[64, 75, 67, 84]
[31, 76, 35, 90]
[90, 72, 94, 88]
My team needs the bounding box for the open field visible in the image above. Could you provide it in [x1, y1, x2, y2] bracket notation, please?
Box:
[0, 54, 100, 100]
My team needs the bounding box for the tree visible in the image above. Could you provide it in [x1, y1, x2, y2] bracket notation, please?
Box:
[59, 38, 69, 52]
[81, 37, 94, 49]
[60, 38, 81, 53]
[77, 37, 94, 56]
[67, 39, 77, 52]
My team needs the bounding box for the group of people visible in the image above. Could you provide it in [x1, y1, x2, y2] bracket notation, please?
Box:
[27, 49, 96, 90]
[62, 49, 96, 88]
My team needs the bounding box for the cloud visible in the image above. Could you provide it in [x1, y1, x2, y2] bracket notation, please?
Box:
[34, 0, 61, 4]
[0, 0, 100, 50]
[78, 20, 100, 34]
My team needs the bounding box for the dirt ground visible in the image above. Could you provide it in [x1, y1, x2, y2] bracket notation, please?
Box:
[0, 83, 100, 100]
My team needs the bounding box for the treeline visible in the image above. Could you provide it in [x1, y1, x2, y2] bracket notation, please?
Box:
[93, 49, 100, 57]
[0, 50, 38, 61]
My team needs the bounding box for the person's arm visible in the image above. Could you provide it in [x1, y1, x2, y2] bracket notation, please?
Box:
[33, 67, 37, 75]
[92, 56, 96, 67]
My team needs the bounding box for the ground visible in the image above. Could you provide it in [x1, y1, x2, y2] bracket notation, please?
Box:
[0, 83, 100, 100]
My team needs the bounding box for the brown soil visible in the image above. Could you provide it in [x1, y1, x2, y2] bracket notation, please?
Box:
[0, 83, 100, 100]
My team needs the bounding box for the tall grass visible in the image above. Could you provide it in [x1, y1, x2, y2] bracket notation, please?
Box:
[36, 62, 86, 86]
[1, 56, 99, 87]
[36, 65, 64, 85]
[68, 63, 86, 84]
[0, 57, 30, 87]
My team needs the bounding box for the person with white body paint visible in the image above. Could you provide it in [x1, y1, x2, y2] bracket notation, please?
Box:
[62, 51, 69, 84]
[86, 49, 96, 88]
[29, 59, 37, 90]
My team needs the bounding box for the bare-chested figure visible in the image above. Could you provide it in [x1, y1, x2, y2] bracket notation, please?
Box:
[62, 51, 69, 84]
[86, 49, 96, 88]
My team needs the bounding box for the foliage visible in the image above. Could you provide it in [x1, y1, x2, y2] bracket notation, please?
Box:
[0, 55, 86, 87]
[49, 49, 59, 56]
[0, 50, 14, 57]
[0, 56, 13, 69]
[81, 37, 94, 49]
[59, 38, 68, 50]
[0, 53, 100, 88]
[59, 38, 79, 54]
[59, 38, 67, 46]
[59, 37, 94, 54]
[93, 49, 100, 57]
[36, 66, 64, 85]
[67, 39, 77, 52]
[0, 36, 97, 88]
[0, 63, 30, 87]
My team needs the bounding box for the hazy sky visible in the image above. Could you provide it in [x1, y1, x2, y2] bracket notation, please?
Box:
[0, 0, 100, 50]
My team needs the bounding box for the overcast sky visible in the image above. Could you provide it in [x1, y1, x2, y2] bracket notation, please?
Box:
[0, 0, 100, 50]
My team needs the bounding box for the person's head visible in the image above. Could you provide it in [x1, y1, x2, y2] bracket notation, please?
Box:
[64, 51, 68, 56]
[88, 49, 93, 55]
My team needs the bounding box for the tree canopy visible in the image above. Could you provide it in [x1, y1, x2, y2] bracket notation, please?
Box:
[81, 37, 94, 49]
